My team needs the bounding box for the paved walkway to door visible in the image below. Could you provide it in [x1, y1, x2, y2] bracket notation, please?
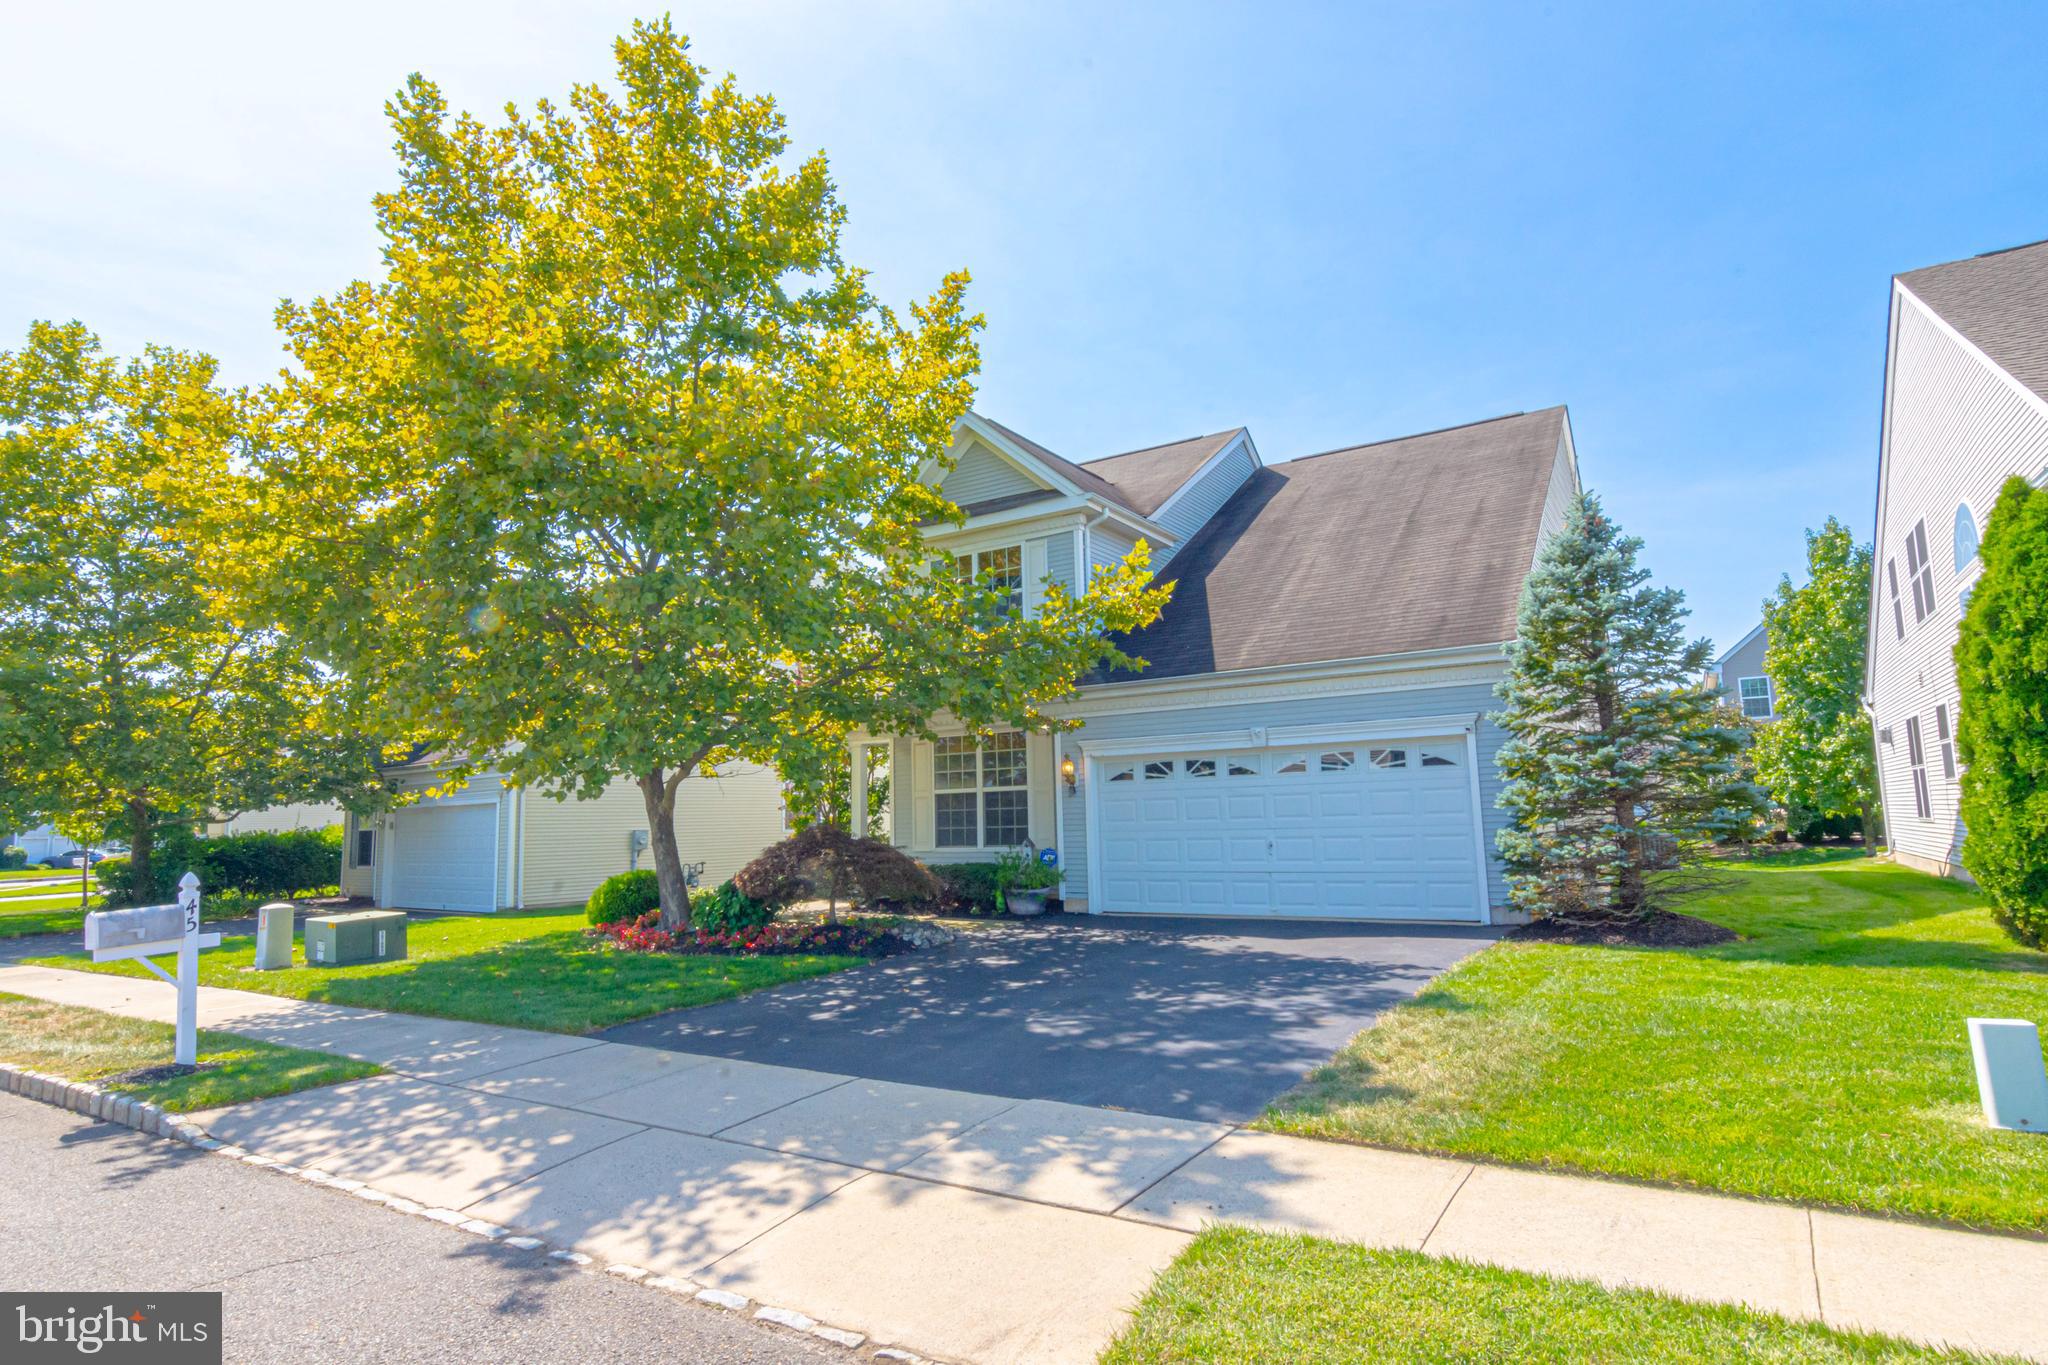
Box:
[600, 914, 1499, 1123]
[3, 962, 2044, 1365]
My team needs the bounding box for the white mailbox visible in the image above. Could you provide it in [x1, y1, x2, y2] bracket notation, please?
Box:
[83, 903, 189, 957]
[82, 873, 219, 1067]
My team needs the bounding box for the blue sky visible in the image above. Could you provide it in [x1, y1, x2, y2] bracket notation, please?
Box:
[5, 2, 2044, 653]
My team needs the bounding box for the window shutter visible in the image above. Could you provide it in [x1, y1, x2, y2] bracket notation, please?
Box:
[912, 741, 937, 848]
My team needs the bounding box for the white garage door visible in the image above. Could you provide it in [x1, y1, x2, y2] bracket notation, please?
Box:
[385, 802, 497, 913]
[1096, 740, 1483, 921]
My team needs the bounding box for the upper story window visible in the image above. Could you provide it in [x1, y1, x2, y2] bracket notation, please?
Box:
[1738, 676, 1774, 719]
[955, 546, 1023, 615]
[934, 730, 1028, 848]
[1904, 519, 1935, 623]
[1954, 504, 1980, 572]
[1885, 560, 1904, 641]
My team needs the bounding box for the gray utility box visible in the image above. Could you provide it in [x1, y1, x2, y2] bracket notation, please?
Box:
[304, 910, 407, 967]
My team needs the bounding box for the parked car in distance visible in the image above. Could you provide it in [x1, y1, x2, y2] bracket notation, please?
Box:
[40, 849, 109, 870]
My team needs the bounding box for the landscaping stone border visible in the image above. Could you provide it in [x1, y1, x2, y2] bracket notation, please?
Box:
[0, 1061, 937, 1364]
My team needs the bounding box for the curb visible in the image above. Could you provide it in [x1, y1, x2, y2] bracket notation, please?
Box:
[0, 1064, 939, 1363]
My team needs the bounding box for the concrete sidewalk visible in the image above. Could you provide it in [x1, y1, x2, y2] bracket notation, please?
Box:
[4, 961, 2044, 1364]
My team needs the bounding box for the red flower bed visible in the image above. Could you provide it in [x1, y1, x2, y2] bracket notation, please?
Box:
[588, 913, 906, 958]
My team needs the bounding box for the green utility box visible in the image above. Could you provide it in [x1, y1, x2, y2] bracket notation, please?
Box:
[304, 910, 407, 967]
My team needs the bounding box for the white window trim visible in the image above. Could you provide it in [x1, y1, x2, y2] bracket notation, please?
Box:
[932, 732, 1030, 851]
[1737, 676, 1774, 719]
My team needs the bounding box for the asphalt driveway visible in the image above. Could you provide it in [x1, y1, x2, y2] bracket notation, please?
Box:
[598, 914, 1501, 1123]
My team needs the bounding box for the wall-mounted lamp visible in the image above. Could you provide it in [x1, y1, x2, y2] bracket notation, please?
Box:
[1060, 754, 1078, 794]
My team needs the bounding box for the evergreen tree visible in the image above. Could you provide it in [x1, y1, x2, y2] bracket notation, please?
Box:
[1493, 493, 1764, 921]
[1955, 475, 2048, 947]
[1751, 518, 1880, 845]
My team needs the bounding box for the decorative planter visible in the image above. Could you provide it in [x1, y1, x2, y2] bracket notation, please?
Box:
[1006, 887, 1052, 918]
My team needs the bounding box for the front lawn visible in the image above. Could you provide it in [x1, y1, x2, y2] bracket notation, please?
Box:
[28, 908, 865, 1033]
[1102, 1228, 2001, 1364]
[0, 992, 379, 1112]
[1262, 855, 2048, 1232]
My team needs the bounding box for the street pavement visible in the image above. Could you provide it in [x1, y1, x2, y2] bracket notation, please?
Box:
[0, 1095, 846, 1364]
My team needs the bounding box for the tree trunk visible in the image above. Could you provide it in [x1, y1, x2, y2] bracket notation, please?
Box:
[637, 771, 693, 931]
[1859, 798, 1877, 855]
[126, 798, 155, 907]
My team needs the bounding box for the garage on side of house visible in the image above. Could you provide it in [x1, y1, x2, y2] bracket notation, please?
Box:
[341, 762, 789, 912]
[856, 405, 1581, 926]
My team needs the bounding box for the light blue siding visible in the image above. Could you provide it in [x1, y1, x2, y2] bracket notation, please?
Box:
[1035, 530, 1076, 596]
[1152, 442, 1256, 547]
[1088, 524, 1143, 582]
[1062, 679, 1510, 911]
[940, 439, 1043, 505]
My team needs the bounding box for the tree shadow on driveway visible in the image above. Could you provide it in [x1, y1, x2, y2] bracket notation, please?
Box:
[597, 915, 1501, 1123]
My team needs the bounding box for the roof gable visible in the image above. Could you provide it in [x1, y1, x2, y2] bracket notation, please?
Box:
[1897, 239, 2048, 405]
[1079, 429, 1247, 517]
[1100, 408, 1571, 682]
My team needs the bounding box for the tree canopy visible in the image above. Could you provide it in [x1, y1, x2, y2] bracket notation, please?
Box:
[246, 21, 1168, 923]
[1493, 492, 1764, 921]
[1751, 517, 1879, 842]
[0, 321, 380, 899]
[1955, 475, 2048, 947]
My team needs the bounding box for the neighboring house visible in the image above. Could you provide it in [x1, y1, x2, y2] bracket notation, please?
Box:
[5, 825, 80, 863]
[1865, 238, 2048, 880]
[206, 802, 344, 837]
[851, 406, 1582, 925]
[1706, 623, 1776, 720]
[340, 757, 788, 912]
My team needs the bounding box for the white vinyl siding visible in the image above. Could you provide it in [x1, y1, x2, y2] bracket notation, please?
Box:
[1869, 286, 2048, 873]
[1530, 431, 1580, 564]
[519, 764, 786, 909]
[209, 802, 344, 836]
[1151, 440, 1256, 547]
[939, 438, 1045, 505]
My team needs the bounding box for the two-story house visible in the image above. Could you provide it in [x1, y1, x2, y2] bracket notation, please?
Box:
[1865, 238, 2048, 879]
[851, 405, 1581, 925]
[1707, 623, 1776, 721]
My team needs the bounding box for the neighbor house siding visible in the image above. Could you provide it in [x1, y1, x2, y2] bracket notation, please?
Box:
[940, 438, 1044, 505]
[518, 764, 786, 909]
[1715, 629, 1772, 716]
[1057, 675, 1512, 912]
[208, 802, 344, 837]
[1870, 288, 2048, 876]
[1152, 441, 1257, 549]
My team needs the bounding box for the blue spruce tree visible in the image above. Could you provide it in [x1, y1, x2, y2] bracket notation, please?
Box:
[1493, 493, 1763, 921]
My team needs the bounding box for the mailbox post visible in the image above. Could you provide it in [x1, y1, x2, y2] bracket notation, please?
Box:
[83, 872, 220, 1068]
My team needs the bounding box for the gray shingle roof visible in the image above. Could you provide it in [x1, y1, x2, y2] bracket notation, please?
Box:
[1897, 239, 2048, 404]
[1079, 430, 1247, 516]
[1097, 407, 1569, 683]
[975, 415, 1142, 515]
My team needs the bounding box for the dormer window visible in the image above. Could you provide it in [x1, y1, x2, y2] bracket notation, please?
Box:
[955, 546, 1023, 615]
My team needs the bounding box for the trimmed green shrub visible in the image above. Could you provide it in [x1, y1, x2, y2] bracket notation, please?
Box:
[0, 846, 26, 870]
[93, 824, 203, 906]
[691, 879, 774, 934]
[587, 868, 663, 926]
[927, 862, 1003, 915]
[198, 826, 344, 899]
[1956, 475, 2048, 948]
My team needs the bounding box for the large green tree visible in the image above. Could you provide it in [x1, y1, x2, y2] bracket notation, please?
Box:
[0, 322, 380, 900]
[249, 22, 1167, 926]
[1494, 493, 1764, 921]
[1955, 475, 2048, 947]
[1751, 517, 1880, 844]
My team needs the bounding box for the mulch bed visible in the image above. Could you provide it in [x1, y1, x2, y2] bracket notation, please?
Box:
[1510, 911, 1738, 947]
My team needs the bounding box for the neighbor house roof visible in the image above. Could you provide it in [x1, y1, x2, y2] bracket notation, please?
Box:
[1098, 407, 1569, 682]
[1897, 239, 2048, 404]
[1078, 430, 1247, 517]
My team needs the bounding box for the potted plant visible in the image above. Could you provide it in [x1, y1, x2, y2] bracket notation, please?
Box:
[993, 847, 1060, 917]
